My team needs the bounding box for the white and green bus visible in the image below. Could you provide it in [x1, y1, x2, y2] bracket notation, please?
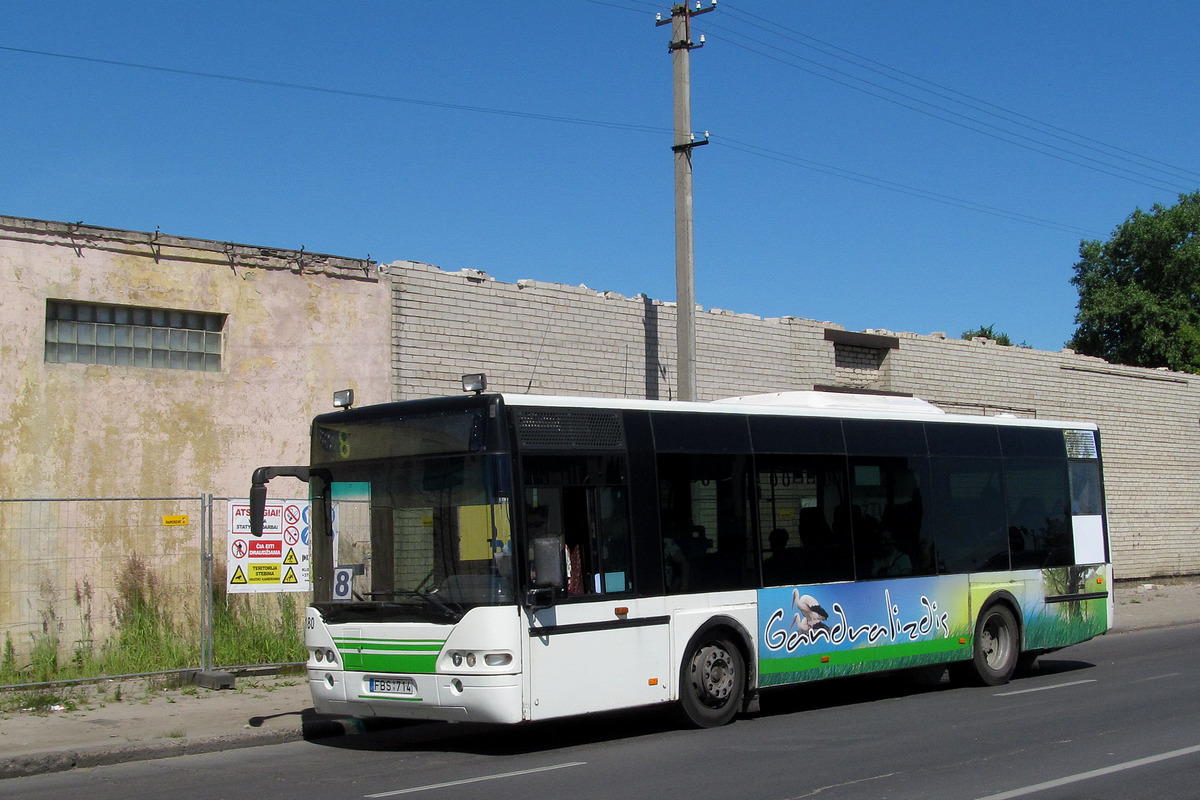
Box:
[250, 377, 1112, 728]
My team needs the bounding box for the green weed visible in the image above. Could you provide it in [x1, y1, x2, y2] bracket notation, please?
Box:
[2, 555, 304, 687]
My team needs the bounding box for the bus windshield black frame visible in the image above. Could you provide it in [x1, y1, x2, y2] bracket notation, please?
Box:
[307, 395, 515, 622]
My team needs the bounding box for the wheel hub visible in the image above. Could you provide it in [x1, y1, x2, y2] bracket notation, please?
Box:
[693, 645, 735, 705]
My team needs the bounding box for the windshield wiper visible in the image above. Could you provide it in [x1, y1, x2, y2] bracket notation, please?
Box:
[367, 590, 462, 621]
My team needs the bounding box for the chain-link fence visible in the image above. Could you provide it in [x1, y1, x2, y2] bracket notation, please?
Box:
[0, 496, 305, 689]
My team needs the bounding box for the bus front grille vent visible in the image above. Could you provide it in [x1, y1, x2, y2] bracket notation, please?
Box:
[515, 409, 625, 450]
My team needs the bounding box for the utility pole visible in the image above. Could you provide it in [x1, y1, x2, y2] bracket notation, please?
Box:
[658, 1, 713, 402]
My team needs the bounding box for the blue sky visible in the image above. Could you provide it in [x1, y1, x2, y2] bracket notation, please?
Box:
[4, 1, 1198, 352]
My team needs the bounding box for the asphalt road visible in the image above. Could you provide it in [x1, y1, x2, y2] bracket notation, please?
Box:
[3, 623, 1198, 800]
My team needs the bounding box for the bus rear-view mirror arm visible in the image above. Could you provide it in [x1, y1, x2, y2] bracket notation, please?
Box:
[249, 465, 311, 537]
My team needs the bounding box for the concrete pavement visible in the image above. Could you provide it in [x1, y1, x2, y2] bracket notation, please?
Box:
[2, 577, 1197, 779]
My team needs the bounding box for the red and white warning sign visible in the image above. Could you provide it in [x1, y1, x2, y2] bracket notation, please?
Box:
[227, 499, 311, 594]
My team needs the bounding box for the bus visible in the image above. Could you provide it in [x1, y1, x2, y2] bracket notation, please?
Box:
[249, 376, 1112, 728]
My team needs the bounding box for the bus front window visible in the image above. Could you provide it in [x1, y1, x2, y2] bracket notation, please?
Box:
[315, 453, 514, 620]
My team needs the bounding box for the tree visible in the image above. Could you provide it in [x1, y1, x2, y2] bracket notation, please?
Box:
[1069, 191, 1200, 373]
[962, 324, 1014, 346]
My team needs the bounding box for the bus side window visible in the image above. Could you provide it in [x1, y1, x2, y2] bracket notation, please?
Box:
[522, 455, 633, 598]
[1005, 458, 1072, 568]
[756, 455, 852, 586]
[849, 457, 934, 579]
[658, 453, 755, 593]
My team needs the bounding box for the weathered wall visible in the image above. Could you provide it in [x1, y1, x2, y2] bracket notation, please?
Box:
[389, 259, 1200, 580]
[0, 217, 391, 658]
[0, 217, 391, 498]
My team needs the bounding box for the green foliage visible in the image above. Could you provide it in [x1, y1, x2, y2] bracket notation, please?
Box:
[212, 592, 306, 667]
[0, 690, 78, 714]
[100, 556, 197, 674]
[1, 556, 304, 687]
[962, 324, 1014, 346]
[1, 634, 16, 683]
[1069, 191, 1200, 372]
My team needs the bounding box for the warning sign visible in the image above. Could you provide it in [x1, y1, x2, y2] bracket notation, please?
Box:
[249, 563, 281, 583]
[227, 499, 311, 594]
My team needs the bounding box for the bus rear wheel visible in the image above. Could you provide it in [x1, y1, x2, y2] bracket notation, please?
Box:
[678, 634, 744, 728]
[954, 604, 1019, 686]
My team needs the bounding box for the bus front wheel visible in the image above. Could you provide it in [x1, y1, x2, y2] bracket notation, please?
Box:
[678, 633, 744, 728]
[955, 604, 1019, 686]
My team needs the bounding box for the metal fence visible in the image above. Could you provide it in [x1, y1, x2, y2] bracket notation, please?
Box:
[0, 495, 305, 689]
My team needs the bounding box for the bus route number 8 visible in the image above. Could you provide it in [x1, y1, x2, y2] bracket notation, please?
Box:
[333, 566, 355, 601]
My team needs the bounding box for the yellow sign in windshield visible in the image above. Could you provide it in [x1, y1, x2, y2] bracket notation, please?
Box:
[458, 503, 511, 561]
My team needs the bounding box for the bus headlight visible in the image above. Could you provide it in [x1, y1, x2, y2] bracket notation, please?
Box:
[450, 651, 478, 668]
[449, 650, 510, 669]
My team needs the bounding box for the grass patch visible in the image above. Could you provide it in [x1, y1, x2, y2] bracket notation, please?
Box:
[0, 690, 79, 714]
[1, 556, 305, 687]
[213, 592, 306, 667]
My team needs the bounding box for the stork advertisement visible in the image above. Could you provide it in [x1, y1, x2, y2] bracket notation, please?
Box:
[757, 576, 972, 686]
[756, 566, 1110, 687]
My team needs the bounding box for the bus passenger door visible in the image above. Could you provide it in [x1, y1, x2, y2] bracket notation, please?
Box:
[524, 485, 672, 720]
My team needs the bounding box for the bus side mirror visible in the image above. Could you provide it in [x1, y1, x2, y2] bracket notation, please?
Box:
[528, 537, 564, 609]
[249, 465, 311, 537]
[249, 482, 267, 537]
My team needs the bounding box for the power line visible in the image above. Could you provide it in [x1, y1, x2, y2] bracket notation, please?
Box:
[717, 4, 1200, 186]
[714, 136, 1102, 237]
[707, 5, 1200, 191]
[0, 40, 1108, 238]
[0, 44, 672, 137]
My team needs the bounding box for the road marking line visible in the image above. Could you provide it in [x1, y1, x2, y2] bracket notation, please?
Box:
[994, 679, 1096, 696]
[1132, 672, 1180, 683]
[365, 761, 587, 797]
[974, 743, 1200, 800]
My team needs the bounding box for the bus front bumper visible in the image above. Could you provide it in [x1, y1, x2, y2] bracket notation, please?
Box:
[308, 668, 525, 724]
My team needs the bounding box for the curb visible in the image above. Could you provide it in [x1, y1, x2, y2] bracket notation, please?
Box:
[0, 715, 375, 780]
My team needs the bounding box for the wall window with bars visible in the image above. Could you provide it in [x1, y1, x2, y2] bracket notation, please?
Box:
[45, 300, 226, 372]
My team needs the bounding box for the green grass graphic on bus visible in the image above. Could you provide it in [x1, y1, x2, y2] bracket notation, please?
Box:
[757, 577, 972, 686]
[1021, 565, 1109, 650]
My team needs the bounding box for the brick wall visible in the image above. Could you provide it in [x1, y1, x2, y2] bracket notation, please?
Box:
[389, 260, 1200, 580]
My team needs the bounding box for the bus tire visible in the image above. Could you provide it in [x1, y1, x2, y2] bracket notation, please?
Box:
[956, 603, 1019, 686]
[678, 633, 744, 728]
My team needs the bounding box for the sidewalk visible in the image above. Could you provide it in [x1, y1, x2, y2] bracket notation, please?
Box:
[2, 577, 1197, 779]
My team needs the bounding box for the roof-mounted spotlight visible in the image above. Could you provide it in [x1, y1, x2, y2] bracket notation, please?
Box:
[333, 389, 355, 409]
[462, 373, 487, 395]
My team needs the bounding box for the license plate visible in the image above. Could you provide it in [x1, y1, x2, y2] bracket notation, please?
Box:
[369, 677, 416, 695]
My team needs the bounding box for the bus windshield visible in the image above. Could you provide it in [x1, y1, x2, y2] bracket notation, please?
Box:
[311, 412, 514, 623]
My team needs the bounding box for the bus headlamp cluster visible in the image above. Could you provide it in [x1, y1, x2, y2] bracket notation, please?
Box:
[313, 648, 338, 664]
[448, 651, 513, 669]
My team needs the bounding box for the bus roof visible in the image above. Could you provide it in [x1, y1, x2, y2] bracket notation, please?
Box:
[497, 391, 1097, 431]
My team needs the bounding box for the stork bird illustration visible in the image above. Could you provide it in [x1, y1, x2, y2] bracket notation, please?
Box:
[790, 590, 830, 635]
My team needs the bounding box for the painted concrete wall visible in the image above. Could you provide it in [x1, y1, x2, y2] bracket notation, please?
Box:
[0, 217, 391, 498]
[0, 217, 390, 661]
